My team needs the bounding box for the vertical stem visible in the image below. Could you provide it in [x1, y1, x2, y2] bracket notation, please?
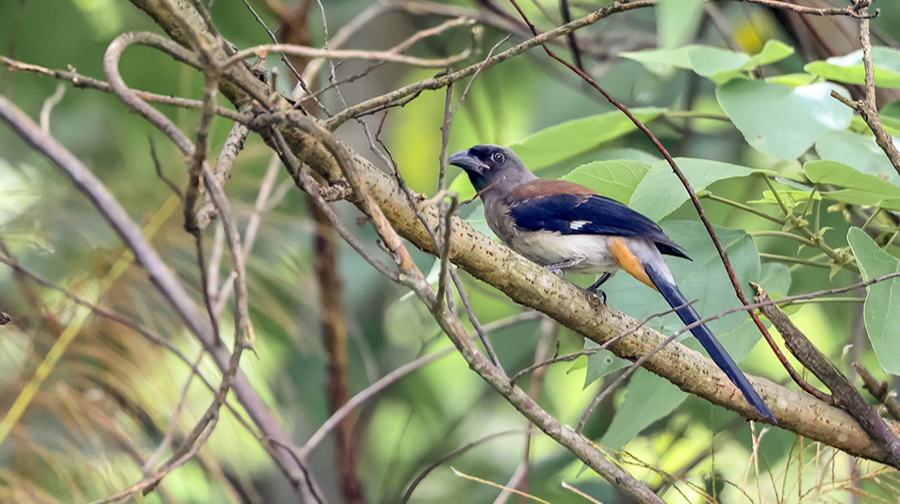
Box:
[310, 199, 366, 504]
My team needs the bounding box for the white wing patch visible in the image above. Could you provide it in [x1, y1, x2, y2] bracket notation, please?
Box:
[569, 220, 589, 231]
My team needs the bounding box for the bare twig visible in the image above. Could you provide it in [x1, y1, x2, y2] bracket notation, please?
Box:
[325, 0, 656, 129]
[400, 430, 527, 504]
[39, 83, 65, 133]
[855, 363, 900, 421]
[0, 55, 249, 123]
[220, 34, 481, 72]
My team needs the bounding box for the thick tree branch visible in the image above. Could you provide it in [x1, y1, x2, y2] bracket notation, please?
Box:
[754, 284, 900, 467]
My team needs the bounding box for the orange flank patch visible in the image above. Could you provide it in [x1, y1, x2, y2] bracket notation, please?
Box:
[610, 238, 657, 290]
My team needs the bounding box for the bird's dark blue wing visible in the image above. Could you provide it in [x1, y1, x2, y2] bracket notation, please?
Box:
[507, 192, 690, 259]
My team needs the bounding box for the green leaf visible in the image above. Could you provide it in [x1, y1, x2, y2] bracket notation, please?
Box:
[804, 46, 900, 89]
[510, 108, 665, 170]
[717, 80, 852, 159]
[689, 46, 750, 77]
[847, 227, 900, 374]
[584, 346, 631, 388]
[597, 221, 761, 360]
[815, 130, 900, 187]
[448, 172, 477, 203]
[657, 0, 704, 49]
[765, 73, 818, 87]
[630, 158, 755, 220]
[759, 262, 792, 296]
[743, 40, 795, 69]
[599, 369, 687, 449]
[805, 160, 900, 209]
[621, 40, 792, 80]
[561, 160, 651, 204]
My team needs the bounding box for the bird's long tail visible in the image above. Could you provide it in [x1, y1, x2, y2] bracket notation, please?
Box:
[644, 264, 776, 421]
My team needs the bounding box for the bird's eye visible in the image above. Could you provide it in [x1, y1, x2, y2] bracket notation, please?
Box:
[490, 152, 505, 164]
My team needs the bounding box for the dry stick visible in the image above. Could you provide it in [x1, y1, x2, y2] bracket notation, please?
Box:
[725, 0, 872, 17]
[219, 36, 480, 73]
[39, 83, 65, 133]
[855, 364, 900, 421]
[753, 284, 900, 468]
[197, 113, 251, 230]
[399, 430, 527, 504]
[325, 0, 656, 129]
[0, 55, 250, 123]
[506, 0, 828, 405]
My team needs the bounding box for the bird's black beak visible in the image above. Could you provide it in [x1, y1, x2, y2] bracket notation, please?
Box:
[448, 150, 486, 174]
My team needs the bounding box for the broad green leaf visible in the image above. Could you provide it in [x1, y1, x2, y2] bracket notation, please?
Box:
[847, 227, 900, 374]
[620, 46, 693, 73]
[657, 0, 704, 49]
[599, 369, 687, 449]
[510, 108, 665, 170]
[804, 46, 900, 89]
[584, 346, 631, 388]
[766, 73, 818, 87]
[689, 46, 750, 77]
[630, 158, 755, 221]
[816, 130, 900, 187]
[448, 172, 477, 202]
[805, 160, 900, 210]
[717, 80, 852, 159]
[561, 160, 651, 204]
[743, 40, 795, 69]
[596, 221, 761, 360]
[759, 262, 792, 296]
[621, 40, 793, 79]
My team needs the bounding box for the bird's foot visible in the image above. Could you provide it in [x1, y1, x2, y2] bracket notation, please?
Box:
[543, 259, 583, 279]
[589, 289, 607, 304]
[586, 272, 612, 303]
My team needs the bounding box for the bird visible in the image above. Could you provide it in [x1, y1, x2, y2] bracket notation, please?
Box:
[449, 144, 776, 421]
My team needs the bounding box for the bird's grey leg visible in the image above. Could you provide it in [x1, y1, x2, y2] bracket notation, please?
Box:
[587, 272, 612, 304]
[543, 258, 583, 278]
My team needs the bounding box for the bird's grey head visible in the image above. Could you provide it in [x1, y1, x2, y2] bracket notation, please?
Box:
[448, 144, 536, 197]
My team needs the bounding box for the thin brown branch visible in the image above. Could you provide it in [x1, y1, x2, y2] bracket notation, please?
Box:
[0, 55, 249, 123]
[324, 0, 655, 129]
[855, 363, 900, 421]
[726, 0, 874, 18]
[221, 33, 481, 73]
[831, 0, 900, 172]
